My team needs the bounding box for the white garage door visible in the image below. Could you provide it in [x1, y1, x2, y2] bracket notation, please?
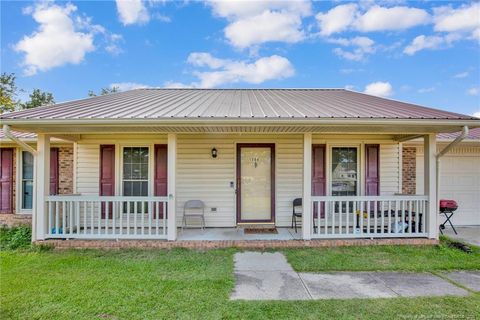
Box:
[417, 149, 480, 226]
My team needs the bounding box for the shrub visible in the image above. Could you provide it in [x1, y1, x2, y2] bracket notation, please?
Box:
[0, 225, 32, 250]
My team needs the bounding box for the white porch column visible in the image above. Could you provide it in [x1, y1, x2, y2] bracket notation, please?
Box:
[167, 133, 177, 241]
[33, 134, 50, 241]
[302, 133, 312, 240]
[424, 133, 437, 239]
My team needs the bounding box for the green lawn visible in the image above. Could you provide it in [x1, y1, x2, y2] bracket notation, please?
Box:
[283, 239, 480, 272]
[1, 242, 479, 320]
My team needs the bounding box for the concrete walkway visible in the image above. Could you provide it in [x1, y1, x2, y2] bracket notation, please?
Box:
[231, 252, 479, 300]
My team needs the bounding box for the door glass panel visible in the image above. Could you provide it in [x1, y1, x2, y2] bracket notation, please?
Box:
[331, 147, 358, 196]
[122, 147, 149, 213]
[240, 147, 271, 221]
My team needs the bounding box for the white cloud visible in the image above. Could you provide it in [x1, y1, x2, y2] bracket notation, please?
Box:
[433, 3, 480, 35]
[453, 71, 469, 79]
[345, 84, 356, 91]
[330, 36, 375, 61]
[110, 82, 151, 91]
[316, 4, 429, 35]
[115, 0, 150, 25]
[208, 0, 311, 49]
[467, 87, 479, 96]
[15, 3, 96, 76]
[364, 81, 393, 97]
[187, 52, 228, 69]
[403, 33, 461, 55]
[473, 111, 480, 118]
[168, 53, 295, 88]
[354, 5, 430, 32]
[316, 4, 358, 36]
[417, 87, 435, 93]
[163, 81, 193, 89]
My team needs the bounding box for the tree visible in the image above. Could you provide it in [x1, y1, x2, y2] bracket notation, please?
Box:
[0, 73, 20, 114]
[21, 89, 55, 109]
[88, 86, 119, 97]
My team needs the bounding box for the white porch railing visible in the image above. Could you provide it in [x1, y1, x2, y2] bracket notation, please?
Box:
[45, 196, 169, 239]
[311, 196, 428, 239]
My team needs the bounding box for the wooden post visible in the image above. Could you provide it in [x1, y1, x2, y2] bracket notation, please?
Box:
[302, 133, 312, 240]
[34, 134, 50, 240]
[424, 134, 437, 239]
[167, 133, 177, 241]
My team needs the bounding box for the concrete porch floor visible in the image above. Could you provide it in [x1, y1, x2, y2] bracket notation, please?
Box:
[178, 227, 302, 241]
[443, 226, 480, 246]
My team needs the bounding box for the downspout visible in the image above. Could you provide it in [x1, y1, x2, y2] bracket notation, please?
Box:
[435, 126, 469, 217]
[2, 124, 37, 155]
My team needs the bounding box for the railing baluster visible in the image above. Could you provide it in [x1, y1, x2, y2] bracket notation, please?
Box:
[112, 201, 116, 236]
[388, 200, 392, 234]
[62, 201, 66, 235]
[148, 201, 152, 235]
[367, 200, 371, 233]
[119, 200, 123, 236]
[48, 201, 52, 235]
[127, 201, 130, 235]
[381, 200, 384, 234]
[76, 201, 80, 236]
[163, 201, 167, 236]
[338, 201, 342, 235]
[374, 200, 377, 235]
[134, 201, 138, 235]
[408, 200, 412, 234]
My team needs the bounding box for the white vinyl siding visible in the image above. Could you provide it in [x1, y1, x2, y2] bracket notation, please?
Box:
[176, 134, 303, 227]
[74, 134, 403, 228]
[75, 143, 100, 196]
[380, 144, 401, 195]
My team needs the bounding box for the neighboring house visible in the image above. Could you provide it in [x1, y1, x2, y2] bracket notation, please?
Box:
[403, 128, 480, 226]
[0, 131, 74, 226]
[0, 89, 478, 242]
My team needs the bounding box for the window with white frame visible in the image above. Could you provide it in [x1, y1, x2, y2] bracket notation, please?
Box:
[122, 147, 149, 197]
[21, 151, 34, 209]
[331, 147, 358, 196]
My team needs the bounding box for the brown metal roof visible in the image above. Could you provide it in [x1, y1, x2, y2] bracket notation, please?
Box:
[0, 130, 36, 139]
[437, 127, 480, 140]
[0, 89, 476, 121]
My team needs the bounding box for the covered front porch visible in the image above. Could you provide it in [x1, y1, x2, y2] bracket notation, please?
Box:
[31, 130, 439, 242]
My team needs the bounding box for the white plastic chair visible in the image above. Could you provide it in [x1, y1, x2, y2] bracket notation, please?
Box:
[182, 200, 206, 230]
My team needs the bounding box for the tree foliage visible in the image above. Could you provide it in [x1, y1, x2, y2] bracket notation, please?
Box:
[0, 73, 20, 114]
[88, 87, 119, 97]
[0, 73, 55, 114]
[21, 89, 55, 109]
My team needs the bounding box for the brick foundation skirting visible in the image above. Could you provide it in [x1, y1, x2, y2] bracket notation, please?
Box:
[0, 213, 32, 227]
[36, 238, 438, 250]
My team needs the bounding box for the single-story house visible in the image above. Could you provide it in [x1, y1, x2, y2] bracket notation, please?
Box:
[0, 89, 479, 242]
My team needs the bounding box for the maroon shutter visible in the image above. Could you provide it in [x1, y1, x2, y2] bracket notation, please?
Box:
[312, 145, 326, 218]
[100, 145, 115, 218]
[365, 144, 380, 196]
[50, 148, 59, 195]
[0, 148, 14, 213]
[154, 145, 168, 218]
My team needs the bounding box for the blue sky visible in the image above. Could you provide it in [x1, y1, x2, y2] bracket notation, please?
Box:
[1, 1, 479, 116]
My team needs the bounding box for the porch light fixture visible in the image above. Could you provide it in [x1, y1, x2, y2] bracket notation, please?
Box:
[211, 147, 218, 158]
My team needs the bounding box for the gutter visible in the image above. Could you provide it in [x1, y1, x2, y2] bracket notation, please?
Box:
[1, 118, 480, 127]
[2, 124, 37, 155]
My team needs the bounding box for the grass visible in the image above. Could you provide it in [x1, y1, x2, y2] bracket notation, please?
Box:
[282, 237, 480, 272]
[0, 240, 479, 319]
